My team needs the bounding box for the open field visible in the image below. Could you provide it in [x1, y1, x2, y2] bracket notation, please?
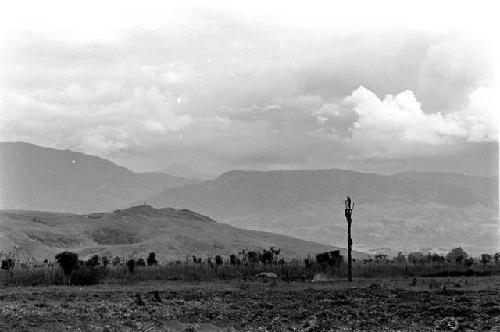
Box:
[1, 277, 499, 331]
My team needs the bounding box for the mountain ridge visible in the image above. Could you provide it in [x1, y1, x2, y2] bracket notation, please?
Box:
[0, 204, 366, 261]
[144, 168, 499, 255]
[0, 141, 201, 213]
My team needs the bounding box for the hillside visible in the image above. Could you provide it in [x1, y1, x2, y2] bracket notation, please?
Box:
[145, 169, 499, 255]
[0, 205, 362, 261]
[0, 142, 200, 213]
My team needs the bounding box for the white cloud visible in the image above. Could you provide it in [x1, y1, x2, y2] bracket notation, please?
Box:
[417, 34, 493, 111]
[341, 86, 498, 158]
[0, 7, 496, 173]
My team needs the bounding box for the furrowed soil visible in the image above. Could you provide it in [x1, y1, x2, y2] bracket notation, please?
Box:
[1, 277, 499, 331]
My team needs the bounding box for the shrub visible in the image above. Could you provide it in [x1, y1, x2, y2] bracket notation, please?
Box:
[137, 258, 146, 267]
[86, 255, 100, 267]
[71, 266, 106, 286]
[55, 251, 79, 282]
[147, 252, 158, 266]
[215, 255, 223, 266]
[316, 251, 343, 267]
[1, 258, 15, 272]
[112, 256, 121, 266]
[480, 254, 492, 265]
[102, 256, 110, 267]
[446, 247, 468, 264]
[126, 259, 136, 273]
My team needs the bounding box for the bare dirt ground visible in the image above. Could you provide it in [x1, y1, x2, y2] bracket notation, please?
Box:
[1, 277, 499, 331]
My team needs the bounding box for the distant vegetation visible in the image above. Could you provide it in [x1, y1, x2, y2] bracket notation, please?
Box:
[1, 247, 499, 287]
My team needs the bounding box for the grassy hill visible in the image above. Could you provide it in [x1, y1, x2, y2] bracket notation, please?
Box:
[0, 205, 365, 262]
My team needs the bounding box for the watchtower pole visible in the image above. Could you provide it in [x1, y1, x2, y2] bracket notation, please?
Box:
[344, 196, 354, 282]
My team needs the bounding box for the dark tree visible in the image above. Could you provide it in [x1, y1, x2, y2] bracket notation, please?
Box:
[446, 247, 468, 264]
[101, 256, 110, 267]
[112, 256, 121, 266]
[261, 249, 274, 265]
[247, 251, 260, 264]
[86, 255, 100, 267]
[147, 252, 158, 266]
[1, 258, 15, 272]
[137, 258, 146, 267]
[215, 255, 223, 266]
[55, 251, 79, 283]
[464, 257, 474, 266]
[408, 252, 424, 264]
[126, 259, 136, 273]
[316, 250, 343, 267]
[480, 254, 492, 265]
[229, 254, 238, 265]
[494, 252, 500, 264]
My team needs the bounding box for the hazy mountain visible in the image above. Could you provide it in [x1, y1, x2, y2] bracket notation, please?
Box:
[0, 205, 364, 261]
[156, 163, 216, 180]
[145, 169, 499, 255]
[0, 142, 201, 213]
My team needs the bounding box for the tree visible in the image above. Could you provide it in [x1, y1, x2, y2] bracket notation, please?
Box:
[480, 254, 492, 265]
[446, 247, 468, 264]
[408, 252, 424, 264]
[394, 252, 407, 264]
[86, 255, 100, 267]
[270, 247, 281, 264]
[137, 258, 146, 267]
[215, 255, 223, 266]
[126, 259, 136, 273]
[494, 252, 500, 264]
[55, 251, 79, 284]
[112, 256, 121, 266]
[101, 256, 110, 268]
[147, 252, 158, 266]
[374, 254, 388, 263]
[1, 258, 15, 272]
[229, 254, 239, 265]
[316, 250, 343, 267]
[464, 257, 474, 266]
[261, 249, 274, 265]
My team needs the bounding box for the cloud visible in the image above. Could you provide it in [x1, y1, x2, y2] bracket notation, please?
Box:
[417, 34, 493, 112]
[0, 12, 496, 174]
[340, 86, 498, 158]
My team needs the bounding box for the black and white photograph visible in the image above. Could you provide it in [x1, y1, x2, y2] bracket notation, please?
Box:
[0, 0, 499, 330]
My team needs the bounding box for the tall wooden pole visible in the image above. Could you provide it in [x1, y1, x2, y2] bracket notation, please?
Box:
[344, 196, 354, 282]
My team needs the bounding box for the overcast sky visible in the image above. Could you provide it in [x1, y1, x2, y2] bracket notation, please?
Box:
[0, 0, 498, 176]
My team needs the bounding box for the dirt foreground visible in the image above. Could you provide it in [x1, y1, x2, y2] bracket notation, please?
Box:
[1, 277, 499, 331]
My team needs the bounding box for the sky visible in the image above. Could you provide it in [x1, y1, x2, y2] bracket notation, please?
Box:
[0, 0, 498, 176]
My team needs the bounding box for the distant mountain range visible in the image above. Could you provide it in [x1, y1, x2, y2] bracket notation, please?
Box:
[145, 169, 499, 255]
[1, 142, 498, 255]
[156, 163, 216, 180]
[0, 205, 360, 261]
[0, 142, 200, 213]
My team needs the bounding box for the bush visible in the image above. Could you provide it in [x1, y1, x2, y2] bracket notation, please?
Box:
[71, 266, 106, 286]
[215, 255, 223, 266]
[147, 252, 158, 266]
[86, 255, 100, 267]
[55, 251, 79, 281]
[1, 258, 15, 272]
[102, 256, 110, 267]
[126, 259, 136, 273]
